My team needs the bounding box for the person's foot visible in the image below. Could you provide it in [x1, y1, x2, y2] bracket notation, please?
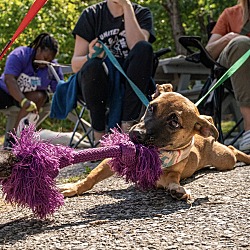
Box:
[16, 113, 39, 137]
[239, 130, 250, 153]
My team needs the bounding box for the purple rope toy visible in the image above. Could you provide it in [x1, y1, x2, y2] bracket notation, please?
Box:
[1, 125, 162, 219]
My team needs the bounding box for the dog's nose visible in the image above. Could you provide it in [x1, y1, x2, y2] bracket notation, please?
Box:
[129, 129, 146, 143]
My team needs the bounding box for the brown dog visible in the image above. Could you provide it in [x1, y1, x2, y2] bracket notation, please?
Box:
[58, 84, 250, 200]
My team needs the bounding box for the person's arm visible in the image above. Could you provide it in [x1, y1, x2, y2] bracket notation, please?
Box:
[71, 36, 105, 73]
[4, 74, 35, 110]
[5, 74, 25, 103]
[71, 35, 89, 73]
[113, 0, 149, 49]
[205, 32, 240, 60]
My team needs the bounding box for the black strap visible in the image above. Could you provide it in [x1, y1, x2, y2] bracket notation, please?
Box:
[240, 20, 250, 35]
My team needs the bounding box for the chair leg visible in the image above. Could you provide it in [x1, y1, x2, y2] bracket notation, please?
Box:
[68, 105, 95, 148]
[213, 87, 224, 143]
[223, 118, 244, 146]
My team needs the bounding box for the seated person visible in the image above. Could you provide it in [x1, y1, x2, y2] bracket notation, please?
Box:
[0, 32, 63, 148]
[71, 0, 156, 144]
[205, 0, 250, 152]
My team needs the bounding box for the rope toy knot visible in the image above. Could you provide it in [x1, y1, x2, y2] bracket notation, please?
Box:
[120, 141, 136, 163]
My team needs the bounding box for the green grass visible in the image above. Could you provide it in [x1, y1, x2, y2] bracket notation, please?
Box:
[221, 120, 237, 134]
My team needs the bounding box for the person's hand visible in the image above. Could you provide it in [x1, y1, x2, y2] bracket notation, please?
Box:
[111, 0, 132, 8]
[88, 38, 105, 59]
[26, 101, 37, 112]
[20, 98, 38, 112]
[224, 32, 240, 42]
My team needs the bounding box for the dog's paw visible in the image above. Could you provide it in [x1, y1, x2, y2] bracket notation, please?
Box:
[57, 183, 79, 197]
[168, 183, 191, 200]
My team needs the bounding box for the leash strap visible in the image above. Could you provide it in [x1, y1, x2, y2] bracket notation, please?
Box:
[91, 41, 150, 107]
[0, 0, 48, 60]
[195, 48, 250, 106]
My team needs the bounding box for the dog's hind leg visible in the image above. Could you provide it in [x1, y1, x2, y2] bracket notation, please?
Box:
[58, 159, 114, 197]
[228, 145, 250, 165]
[206, 142, 237, 171]
[207, 141, 250, 171]
[210, 142, 250, 171]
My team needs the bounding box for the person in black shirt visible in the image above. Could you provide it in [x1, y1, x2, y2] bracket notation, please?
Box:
[72, 0, 156, 144]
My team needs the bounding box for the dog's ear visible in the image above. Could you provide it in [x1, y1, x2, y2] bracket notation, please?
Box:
[194, 115, 219, 140]
[152, 83, 173, 99]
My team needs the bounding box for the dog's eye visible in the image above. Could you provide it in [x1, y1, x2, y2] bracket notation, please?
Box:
[168, 120, 180, 129]
[166, 113, 180, 130]
[147, 105, 154, 113]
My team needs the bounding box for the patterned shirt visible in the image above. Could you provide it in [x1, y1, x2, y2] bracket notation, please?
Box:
[0, 46, 63, 93]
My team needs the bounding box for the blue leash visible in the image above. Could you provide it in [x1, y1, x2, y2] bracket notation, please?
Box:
[91, 41, 150, 107]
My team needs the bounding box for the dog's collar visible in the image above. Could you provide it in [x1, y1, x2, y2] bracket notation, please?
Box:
[159, 137, 194, 168]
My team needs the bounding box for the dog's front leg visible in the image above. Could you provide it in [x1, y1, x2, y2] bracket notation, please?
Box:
[156, 159, 191, 200]
[58, 159, 114, 197]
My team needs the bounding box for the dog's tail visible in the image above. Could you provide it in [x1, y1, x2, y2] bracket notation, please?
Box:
[228, 145, 250, 164]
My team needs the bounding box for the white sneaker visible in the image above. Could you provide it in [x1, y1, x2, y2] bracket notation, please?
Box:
[239, 130, 250, 153]
[16, 113, 39, 137]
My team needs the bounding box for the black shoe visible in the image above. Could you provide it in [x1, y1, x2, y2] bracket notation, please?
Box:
[4, 135, 16, 151]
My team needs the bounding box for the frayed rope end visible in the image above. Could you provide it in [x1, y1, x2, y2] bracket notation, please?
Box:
[2, 125, 74, 219]
[101, 128, 162, 190]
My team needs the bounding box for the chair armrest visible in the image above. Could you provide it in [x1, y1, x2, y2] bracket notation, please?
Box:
[178, 36, 221, 69]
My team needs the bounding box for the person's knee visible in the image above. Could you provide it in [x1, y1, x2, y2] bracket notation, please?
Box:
[26, 91, 47, 104]
[131, 41, 153, 57]
[230, 36, 250, 47]
[220, 36, 250, 67]
[78, 58, 107, 92]
[80, 58, 104, 76]
[228, 36, 250, 55]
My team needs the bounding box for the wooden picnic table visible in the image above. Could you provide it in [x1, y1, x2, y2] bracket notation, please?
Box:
[154, 55, 210, 101]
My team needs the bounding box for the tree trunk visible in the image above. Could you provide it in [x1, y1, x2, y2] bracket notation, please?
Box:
[162, 0, 186, 55]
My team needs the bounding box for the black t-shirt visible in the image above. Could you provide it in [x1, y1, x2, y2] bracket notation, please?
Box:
[73, 1, 156, 59]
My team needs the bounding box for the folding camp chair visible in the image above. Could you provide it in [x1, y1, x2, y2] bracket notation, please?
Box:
[33, 60, 96, 148]
[178, 35, 244, 146]
[68, 97, 95, 148]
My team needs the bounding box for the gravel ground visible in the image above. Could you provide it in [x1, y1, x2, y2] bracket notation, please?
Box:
[0, 161, 250, 250]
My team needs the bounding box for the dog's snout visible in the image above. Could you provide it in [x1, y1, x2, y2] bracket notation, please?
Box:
[129, 129, 146, 143]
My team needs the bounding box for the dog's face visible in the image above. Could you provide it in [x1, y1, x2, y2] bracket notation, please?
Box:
[129, 84, 218, 150]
